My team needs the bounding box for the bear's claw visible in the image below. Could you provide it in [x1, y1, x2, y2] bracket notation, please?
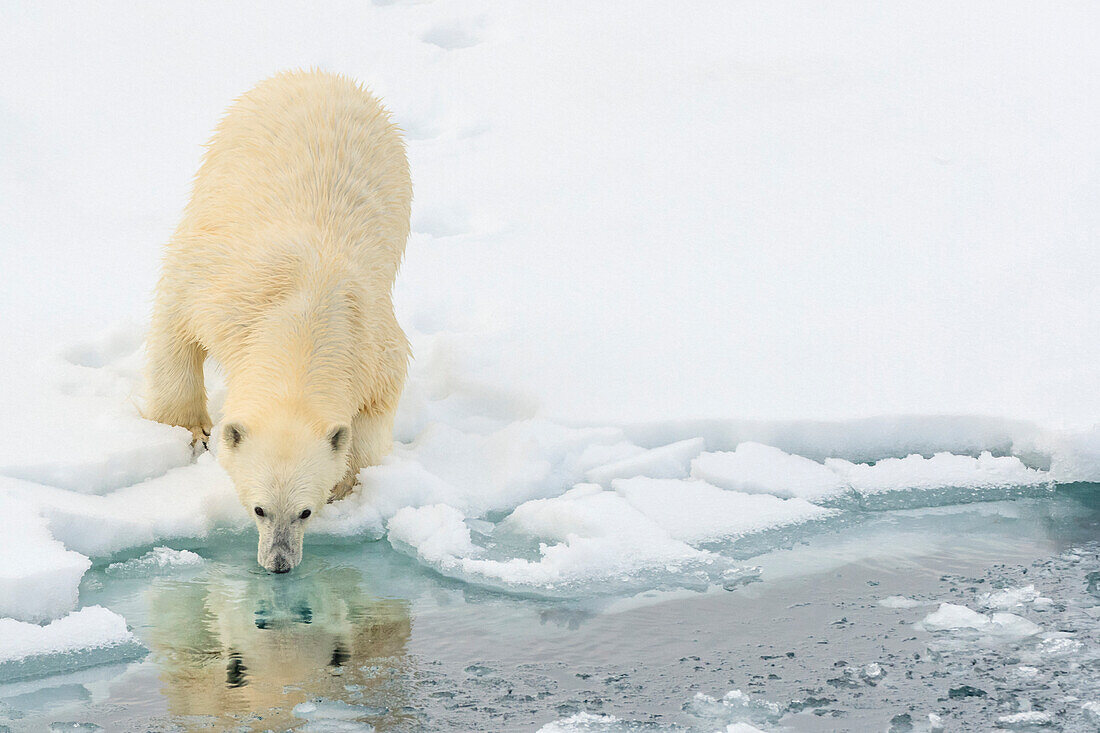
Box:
[329, 472, 358, 503]
[187, 425, 213, 456]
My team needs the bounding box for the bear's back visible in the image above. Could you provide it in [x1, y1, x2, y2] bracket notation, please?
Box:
[180, 70, 411, 271]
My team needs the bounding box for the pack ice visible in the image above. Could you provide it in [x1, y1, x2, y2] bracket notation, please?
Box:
[0, 324, 1093, 679]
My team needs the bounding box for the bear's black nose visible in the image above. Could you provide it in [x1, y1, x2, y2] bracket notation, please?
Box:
[271, 556, 291, 574]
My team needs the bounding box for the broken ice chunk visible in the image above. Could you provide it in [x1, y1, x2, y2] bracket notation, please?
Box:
[0, 606, 145, 682]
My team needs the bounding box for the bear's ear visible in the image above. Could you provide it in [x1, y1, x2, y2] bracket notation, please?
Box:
[328, 425, 350, 452]
[224, 423, 247, 449]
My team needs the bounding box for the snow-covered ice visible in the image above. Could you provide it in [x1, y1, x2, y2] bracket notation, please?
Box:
[690, 443, 848, 502]
[0, 606, 144, 682]
[827, 452, 1053, 509]
[0, 489, 91, 623]
[584, 438, 705, 486]
[611, 476, 836, 545]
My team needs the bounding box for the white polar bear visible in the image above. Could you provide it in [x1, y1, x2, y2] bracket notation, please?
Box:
[145, 70, 411, 572]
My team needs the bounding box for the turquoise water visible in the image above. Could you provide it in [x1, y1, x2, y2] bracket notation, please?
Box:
[2, 486, 1098, 732]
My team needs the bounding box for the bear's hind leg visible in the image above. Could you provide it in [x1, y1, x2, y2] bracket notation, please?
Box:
[330, 405, 397, 502]
[144, 313, 212, 451]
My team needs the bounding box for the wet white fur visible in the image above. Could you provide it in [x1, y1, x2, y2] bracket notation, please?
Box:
[145, 70, 411, 570]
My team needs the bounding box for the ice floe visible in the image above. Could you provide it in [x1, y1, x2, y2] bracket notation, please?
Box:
[0, 489, 90, 623]
[0, 606, 144, 681]
[690, 442, 848, 502]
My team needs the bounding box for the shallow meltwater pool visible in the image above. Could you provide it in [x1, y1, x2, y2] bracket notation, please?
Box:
[2, 487, 1098, 732]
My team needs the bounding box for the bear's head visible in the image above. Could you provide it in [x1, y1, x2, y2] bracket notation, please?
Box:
[217, 415, 350, 573]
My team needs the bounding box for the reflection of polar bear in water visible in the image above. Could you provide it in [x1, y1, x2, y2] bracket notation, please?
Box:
[146, 565, 410, 730]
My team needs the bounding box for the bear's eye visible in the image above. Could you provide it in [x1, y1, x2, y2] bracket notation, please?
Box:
[254, 506, 265, 518]
[299, 509, 312, 520]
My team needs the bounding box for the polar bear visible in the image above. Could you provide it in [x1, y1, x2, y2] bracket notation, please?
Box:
[145, 70, 411, 573]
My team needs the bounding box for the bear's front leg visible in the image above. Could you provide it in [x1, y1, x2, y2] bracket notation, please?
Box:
[328, 405, 396, 502]
[144, 309, 212, 451]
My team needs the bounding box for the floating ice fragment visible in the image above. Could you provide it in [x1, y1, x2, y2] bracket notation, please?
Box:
[104, 547, 203, 577]
[920, 603, 989, 631]
[1034, 635, 1082, 658]
[860, 662, 886, 684]
[879, 595, 923, 609]
[293, 698, 383, 721]
[721, 566, 762, 591]
[0, 606, 145, 682]
[685, 689, 783, 727]
[919, 603, 1040, 638]
[535, 712, 626, 732]
[988, 613, 1044, 638]
[980, 585, 1040, 609]
[994, 711, 1055, 728]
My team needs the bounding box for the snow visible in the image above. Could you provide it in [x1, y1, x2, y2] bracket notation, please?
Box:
[0, 606, 144, 682]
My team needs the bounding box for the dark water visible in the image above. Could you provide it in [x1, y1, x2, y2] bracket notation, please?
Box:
[1, 486, 1098, 732]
